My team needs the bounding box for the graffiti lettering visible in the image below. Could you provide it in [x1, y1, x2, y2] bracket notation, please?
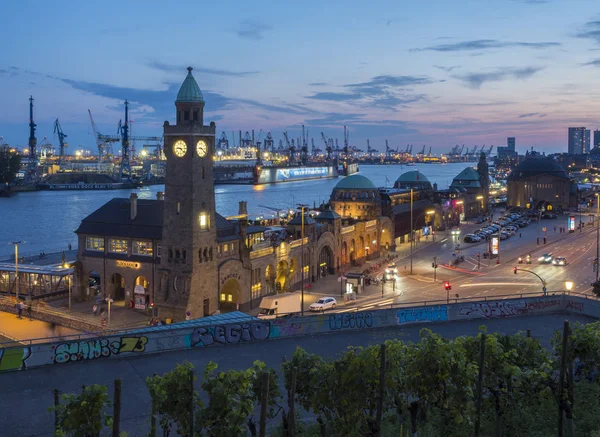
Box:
[0, 347, 31, 372]
[190, 322, 270, 347]
[458, 301, 526, 319]
[53, 336, 148, 363]
[397, 306, 448, 324]
[526, 300, 561, 312]
[328, 312, 373, 330]
[566, 300, 584, 312]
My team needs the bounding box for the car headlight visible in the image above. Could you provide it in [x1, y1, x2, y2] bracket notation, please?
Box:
[538, 257, 545, 261]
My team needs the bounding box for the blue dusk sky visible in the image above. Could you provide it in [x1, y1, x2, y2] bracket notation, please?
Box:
[0, 0, 599, 155]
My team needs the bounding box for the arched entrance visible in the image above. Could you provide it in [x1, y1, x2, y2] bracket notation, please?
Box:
[220, 278, 242, 312]
[111, 273, 125, 301]
[350, 240, 356, 265]
[134, 276, 149, 309]
[265, 264, 275, 294]
[318, 246, 334, 278]
[358, 236, 365, 259]
[341, 241, 348, 265]
[276, 260, 289, 292]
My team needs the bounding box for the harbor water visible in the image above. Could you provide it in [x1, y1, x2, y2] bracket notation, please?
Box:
[0, 163, 472, 258]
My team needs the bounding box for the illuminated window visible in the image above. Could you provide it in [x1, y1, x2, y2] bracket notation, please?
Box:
[199, 212, 209, 230]
[108, 239, 128, 253]
[132, 241, 153, 256]
[86, 237, 104, 252]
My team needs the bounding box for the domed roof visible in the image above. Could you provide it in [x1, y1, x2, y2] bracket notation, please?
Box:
[176, 67, 204, 103]
[395, 170, 430, 184]
[333, 174, 377, 190]
[508, 158, 569, 181]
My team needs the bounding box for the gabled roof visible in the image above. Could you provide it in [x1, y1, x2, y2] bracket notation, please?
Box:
[176, 67, 204, 103]
[334, 174, 376, 190]
[76, 197, 234, 240]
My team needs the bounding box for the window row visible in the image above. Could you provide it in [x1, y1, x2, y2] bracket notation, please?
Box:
[85, 237, 156, 257]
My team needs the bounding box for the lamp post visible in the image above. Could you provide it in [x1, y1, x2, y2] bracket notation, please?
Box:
[63, 262, 72, 311]
[10, 241, 23, 302]
[297, 204, 308, 316]
[410, 209, 435, 275]
[565, 280, 574, 295]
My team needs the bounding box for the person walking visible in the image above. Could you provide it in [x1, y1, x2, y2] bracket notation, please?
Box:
[16, 301, 23, 319]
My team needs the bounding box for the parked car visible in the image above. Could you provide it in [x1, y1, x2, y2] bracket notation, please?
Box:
[464, 234, 480, 243]
[309, 297, 337, 312]
[542, 213, 558, 219]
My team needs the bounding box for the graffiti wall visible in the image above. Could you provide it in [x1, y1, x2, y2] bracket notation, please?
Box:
[0, 295, 593, 373]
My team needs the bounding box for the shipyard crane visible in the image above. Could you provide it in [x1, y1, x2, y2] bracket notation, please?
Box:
[53, 119, 68, 165]
[321, 132, 333, 161]
[408, 144, 413, 155]
[37, 137, 54, 160]
[367, 139, 376, 158]
[283, 131, 295, 164]
[487, 145, 493, 156]
[419, 145, 426, 156]
[242, 131, 252, 147]
[385, 140, 392, 159]
[343, 125, 349, 158]
[89, 109, 118, 167]
[218, 132, 229, 150]
[264, 132, 274, 152]
[428, 146, 432, 157]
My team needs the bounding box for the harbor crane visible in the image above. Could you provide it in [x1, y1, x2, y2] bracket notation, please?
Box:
[283, 131, 295, 164]
[28, 95, 38, 175]
[343, 125, 349, 157]
[385, 140, 392, 159]
[88, 109, 118, 168]
[428, 146, 432, 157]
[53, 119, 68, 165]
[218, 132, 229, 150]
[487, 145, 493, 156]
[321, 132, 333, 161]
[264, 132, 274, 152]
[366, 139, 377, 158]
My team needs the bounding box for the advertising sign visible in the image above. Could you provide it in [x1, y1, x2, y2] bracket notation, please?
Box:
[491, 237, 499, 255]
[568, 216, 575, 231]
[276, 167, 329, 181]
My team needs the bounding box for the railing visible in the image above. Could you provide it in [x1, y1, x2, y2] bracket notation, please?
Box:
[341, 226, 355, 235]
[289, 237, 308, 249]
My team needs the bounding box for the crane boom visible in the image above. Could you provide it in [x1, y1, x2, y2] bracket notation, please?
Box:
[53, 119, 68, 165]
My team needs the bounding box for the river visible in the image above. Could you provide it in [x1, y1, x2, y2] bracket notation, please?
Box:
[0, 162, 472, 258]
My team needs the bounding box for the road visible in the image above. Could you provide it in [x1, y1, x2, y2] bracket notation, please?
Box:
[298, 212, 599, 314]
[0, 312, 594, 437]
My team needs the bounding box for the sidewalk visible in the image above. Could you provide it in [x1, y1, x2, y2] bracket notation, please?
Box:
[47, 298, 150, 330]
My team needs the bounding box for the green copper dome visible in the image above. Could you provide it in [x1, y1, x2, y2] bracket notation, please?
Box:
[395, 170, 430, 184]
[334, 174, 377, 190]
[176, 67, 204, 103]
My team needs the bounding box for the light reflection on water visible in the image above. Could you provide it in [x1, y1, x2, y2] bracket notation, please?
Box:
[0, 163, 472, 257]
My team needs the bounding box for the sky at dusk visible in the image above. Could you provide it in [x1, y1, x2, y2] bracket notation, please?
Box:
[1, 0, 600, 155]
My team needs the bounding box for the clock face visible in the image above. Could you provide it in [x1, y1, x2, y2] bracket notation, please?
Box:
[173, 140, 187, 157]
[196, 140, 208, 158]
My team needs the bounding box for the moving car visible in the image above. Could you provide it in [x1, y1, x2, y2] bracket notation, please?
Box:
[309, 297, 337, 312]
[538, 253, 553, 264]
[552, 257, 567, 266]
[384, 265, 398, 281]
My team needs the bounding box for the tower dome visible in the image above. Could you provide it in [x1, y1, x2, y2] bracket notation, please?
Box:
[176, 67, 204, 103]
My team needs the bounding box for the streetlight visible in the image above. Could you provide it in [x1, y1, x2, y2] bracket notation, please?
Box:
[565, 280, 574, 294]
[63, 262, 72, 311]
[10, 241, 24, 302]
[410, 209, 435, 274]
[297, 204, 309, 316]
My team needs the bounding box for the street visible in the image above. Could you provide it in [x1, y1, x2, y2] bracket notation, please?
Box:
[293, 212, 599, 314]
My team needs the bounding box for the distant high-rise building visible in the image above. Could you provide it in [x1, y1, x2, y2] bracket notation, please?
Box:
[568, 127, 585, 155]
[507, 137, 515, 151]
[585, 129, 591, 153]
[594, 130, 600, 149]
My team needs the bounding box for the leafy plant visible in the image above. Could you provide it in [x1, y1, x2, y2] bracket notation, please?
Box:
[50, 384, 112, 437]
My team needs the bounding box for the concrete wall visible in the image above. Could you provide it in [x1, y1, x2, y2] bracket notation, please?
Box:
[0, 294, 595, 373]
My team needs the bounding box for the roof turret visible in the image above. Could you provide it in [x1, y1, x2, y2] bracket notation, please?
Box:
[176, 67, 204, 103]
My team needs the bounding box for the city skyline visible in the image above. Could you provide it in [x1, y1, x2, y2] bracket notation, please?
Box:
[1, 0, 600, 154]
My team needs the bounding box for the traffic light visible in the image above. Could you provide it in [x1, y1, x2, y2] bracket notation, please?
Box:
[513, 267, 517, 275]
[444, 281, 451, 291]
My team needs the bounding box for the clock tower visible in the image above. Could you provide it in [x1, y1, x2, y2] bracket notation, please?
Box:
[156, 67, 218, 320]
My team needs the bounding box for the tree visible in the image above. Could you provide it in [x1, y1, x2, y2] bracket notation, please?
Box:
[404, 329, 478, 435]
[0, 146, 21, 184]
[146, 361, 198, 437]
[198, 360, 279, 437]
[50, 384, 112, 437]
